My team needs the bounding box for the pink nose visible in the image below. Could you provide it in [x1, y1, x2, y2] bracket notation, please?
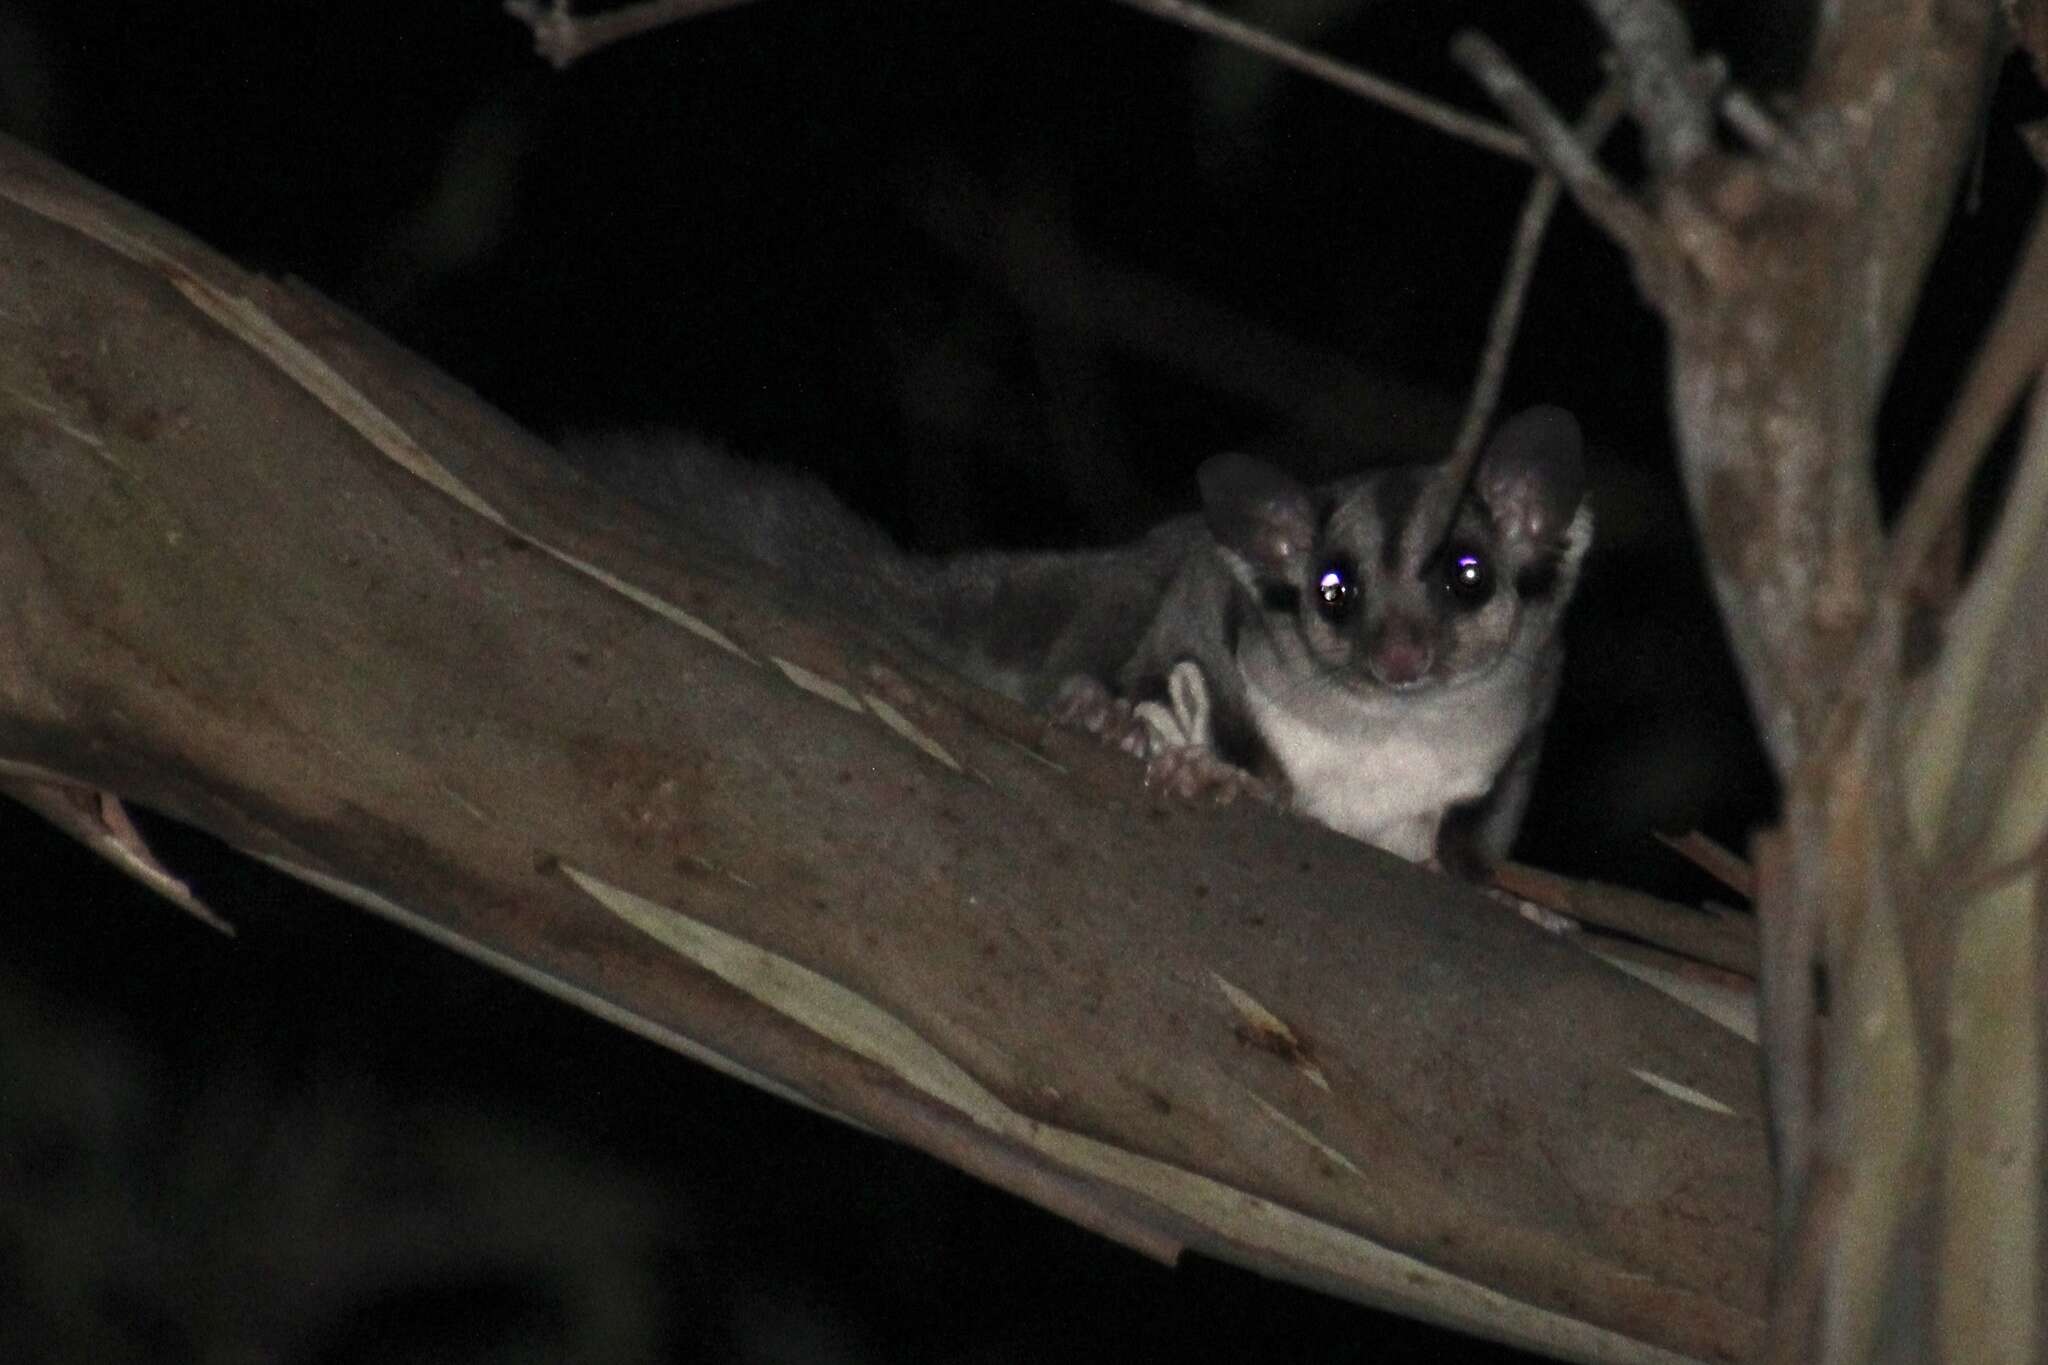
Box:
[1369, 621, 1433, 686]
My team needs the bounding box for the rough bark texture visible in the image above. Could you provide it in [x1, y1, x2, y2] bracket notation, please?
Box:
[1644, 9, 2032, 1361]
[1467, 2, 2040, 1361]
[1664, 6, 1993, 773]
[0, 137, 1766, 1362]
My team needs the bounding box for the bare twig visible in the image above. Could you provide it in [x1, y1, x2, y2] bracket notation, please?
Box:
[1951, 821, 2048, 900]
[1446, 82, 1628, 477]
[1718, 86, 1804, 176]
[1885, 197, 2048, 600]
[1109, 0, 1531, 164]
[1450, 31, 1661, 266]
[1493, 861, 1760, 977]
[1443, 179, 1560, 469]
[512, 0, 1541, 171]
[1654, 829, 1757, 901]
[1580, 0, 1712, 173]
[505, 0, 765, 68]
[1460, 25, 1751, 304]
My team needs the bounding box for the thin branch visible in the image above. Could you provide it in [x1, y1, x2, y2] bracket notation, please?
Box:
[1457, 27, 1751, 304]
[1579, 0, 1713, 174]
[505, 0, 765, 68]
[1108, 0, 1531, 164]
[513, 0, 1542, 172]
[1450, 31, 1661, 264]
[1493, 861, 1760, 977]
[1446, 162, 1563, 474]
[1951, 819, 2048, 900]
[1719, 85, 1807, 178]
[1446, 82, 1628, 477]
[1885, 196, 2048, 599]
[1654, 829, 1757, 901]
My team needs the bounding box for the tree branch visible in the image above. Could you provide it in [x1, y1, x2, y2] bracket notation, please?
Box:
[1106, 0, 1531, 163]
[1885, 198, 2048, 601]
[507, 0, 1539, 172]
[506, 0, 766, 68]
[0, 133, 1767, 1364]
[1494, 861, 1759, 979]
[1449, 32, 1670, 290]
[1445, 81, 1628, 487]
[1456, 4, 2022, 1358]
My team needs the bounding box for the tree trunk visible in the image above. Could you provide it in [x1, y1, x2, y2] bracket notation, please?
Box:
[1462, 2, 2044, 1359]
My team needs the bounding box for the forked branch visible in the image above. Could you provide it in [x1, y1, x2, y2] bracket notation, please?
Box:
[507, 0, 1538, 169]
[1453, 4, 2020, 1362]
[1449, 33, 1672, 293]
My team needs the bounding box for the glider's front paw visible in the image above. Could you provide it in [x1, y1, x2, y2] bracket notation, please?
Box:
[1144, 745, 1272, 806]
[1047, 675, 1150, 756]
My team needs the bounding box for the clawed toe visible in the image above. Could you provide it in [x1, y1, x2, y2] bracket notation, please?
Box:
[1144, 746, 1270, 806]
[1049, 675, 1153, 754]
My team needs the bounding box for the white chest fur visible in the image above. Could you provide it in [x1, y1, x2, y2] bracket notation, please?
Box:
[1244, 659, 1528, 862]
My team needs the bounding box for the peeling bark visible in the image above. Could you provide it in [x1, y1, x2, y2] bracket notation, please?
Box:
[0, 136, 1767, 1363]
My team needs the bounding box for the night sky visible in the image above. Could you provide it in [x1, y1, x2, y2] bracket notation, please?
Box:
[2, 2, 2041, 1361]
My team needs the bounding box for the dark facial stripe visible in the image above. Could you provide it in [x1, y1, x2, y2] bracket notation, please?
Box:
[1515, 557, 1560, 601]
[1371, 470, 1425, 573]
[1260, 582, 1302, 616]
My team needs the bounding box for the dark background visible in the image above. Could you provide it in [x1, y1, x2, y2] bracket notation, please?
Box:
[0, 2, 2039, 1360]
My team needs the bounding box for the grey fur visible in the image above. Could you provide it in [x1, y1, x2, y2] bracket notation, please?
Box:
[563, 413, 1590, 866]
